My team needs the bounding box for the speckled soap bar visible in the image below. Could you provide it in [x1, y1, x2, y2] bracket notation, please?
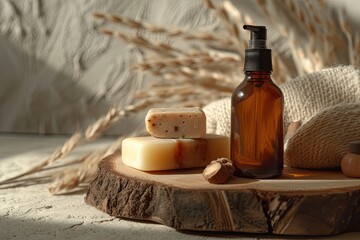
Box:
[121, 134, 229, 171]
[145, 107, 206, 138]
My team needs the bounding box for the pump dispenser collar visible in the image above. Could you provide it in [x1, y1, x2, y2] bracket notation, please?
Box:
[243, 25, 272, 72]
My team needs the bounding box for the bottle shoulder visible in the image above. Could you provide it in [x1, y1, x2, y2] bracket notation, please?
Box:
[266, 81, 284, 97]
[232, 79, 283, 101]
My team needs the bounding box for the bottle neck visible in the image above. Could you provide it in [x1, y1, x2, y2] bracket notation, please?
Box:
[245, 71, 272, 81]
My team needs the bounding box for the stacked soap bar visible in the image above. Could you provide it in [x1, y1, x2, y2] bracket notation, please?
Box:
[145, 107, 206, 138]
[122, 107, 229, 171]
[122, 134, 230, 171]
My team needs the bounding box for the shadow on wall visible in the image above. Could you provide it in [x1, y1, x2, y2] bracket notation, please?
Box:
[0, 0, 153, 135]
[0, 34, 112, 134]
[0, 31, 145, 136]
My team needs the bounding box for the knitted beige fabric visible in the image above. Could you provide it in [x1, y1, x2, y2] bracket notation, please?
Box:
[204, 98, 232, 137]
[203, 66, 360, 137]
[281, 65, 360, 130]
[285, 102, 360, 169]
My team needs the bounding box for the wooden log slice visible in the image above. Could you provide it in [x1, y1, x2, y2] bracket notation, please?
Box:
[85, 153, 360, 236]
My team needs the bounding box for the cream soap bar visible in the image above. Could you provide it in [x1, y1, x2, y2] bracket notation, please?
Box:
[145, 107, 206, 138]
[122, 134, 229, 171]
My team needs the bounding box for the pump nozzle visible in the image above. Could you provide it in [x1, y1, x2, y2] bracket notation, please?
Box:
[243, 25, 267, 49]
[243, 25, 272, 71]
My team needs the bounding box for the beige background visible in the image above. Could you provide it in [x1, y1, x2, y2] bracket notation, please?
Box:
[0, 0, 359, 135]
[1, 1, 360, 238]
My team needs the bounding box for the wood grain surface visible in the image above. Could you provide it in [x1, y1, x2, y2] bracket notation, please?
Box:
[85, 153, 360, 236]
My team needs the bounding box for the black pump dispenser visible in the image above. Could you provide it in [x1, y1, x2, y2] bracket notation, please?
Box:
[243, 25, 272, 72]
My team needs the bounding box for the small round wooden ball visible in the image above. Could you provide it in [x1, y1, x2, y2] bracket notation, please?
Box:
[341, 141, 360, 178]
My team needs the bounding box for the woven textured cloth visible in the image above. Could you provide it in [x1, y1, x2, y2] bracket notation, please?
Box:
[203, 65, 360, 169]
[281, 65, 360, 129]
[285, 102, 360, 168]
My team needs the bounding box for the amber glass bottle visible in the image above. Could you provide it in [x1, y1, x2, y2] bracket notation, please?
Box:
[231, 25, 284, 178]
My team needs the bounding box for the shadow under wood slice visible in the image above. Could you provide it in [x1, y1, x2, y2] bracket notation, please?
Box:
[85, 153, 360, 236]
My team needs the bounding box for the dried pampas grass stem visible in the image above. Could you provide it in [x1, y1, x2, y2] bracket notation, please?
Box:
[1, 132, 83, 183]
[1, 98, 157, 186]
[93, 12, 233, 46]
[203, 0, 245, 55]
[101, 28, 182, 57]
[89, 98, 156, 138]
[48, 136, 125, 195]
[133, 54, 240, 72]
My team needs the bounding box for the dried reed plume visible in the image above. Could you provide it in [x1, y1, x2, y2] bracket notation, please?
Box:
[101, 28, 182, 57]
[1, 132, 82, 183]
[93, 12, 233, 46]
[48, 136, 125, 195]
[0, 93, 161, 191]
